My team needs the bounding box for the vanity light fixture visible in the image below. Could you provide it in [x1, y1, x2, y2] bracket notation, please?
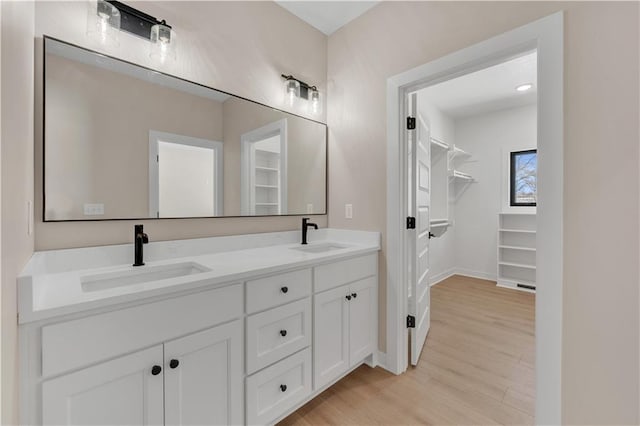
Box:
[281, 74, 322, 114]
[516, 83, 533, 92]
[87, 0, 176, 62]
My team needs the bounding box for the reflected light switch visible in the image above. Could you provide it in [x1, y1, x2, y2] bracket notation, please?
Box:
[307, 203, 313, 214]
[345, 204, 353, 219]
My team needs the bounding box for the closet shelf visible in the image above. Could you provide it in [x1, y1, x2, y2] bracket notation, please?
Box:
[451, 146, 471, 160]
[498, 261, 536, 270]
[499, 245, 536, 252]
[255, 166, 279, 172]
[255, 185, 278, 189]
[499, 228, 536, 234]
[255, 203, 279, 206]
[449, 170, 474, 181]
[430, 137, 449, 151]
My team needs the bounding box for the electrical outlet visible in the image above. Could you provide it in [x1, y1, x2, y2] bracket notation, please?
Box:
[345, 204, 353, 219]
[84, 203, 105, 216]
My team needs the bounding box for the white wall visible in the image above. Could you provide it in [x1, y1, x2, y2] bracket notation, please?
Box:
[453, 104, 537, 280]
[328, 2, 638, 423]
[1, 2, 35, 424]
[34, 1, 328, 250]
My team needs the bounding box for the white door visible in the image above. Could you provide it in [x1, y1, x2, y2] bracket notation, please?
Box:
[42, 346, 164, 426]
[313, 285, 350, 389]
[348, 276, 376, 366]
[164, 321, 243, 426]
[408, 93, 431, 366]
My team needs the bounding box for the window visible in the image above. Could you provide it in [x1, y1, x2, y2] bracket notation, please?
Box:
[510, 149, 537, 206]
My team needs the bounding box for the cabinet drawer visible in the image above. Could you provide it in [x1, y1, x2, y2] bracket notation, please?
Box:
[42, 284, 242, 378]
[246, 298, 311, 374]
[314, 254, 377, 293]
[246, 269, 311, 314]
[246, 348, 312, 425]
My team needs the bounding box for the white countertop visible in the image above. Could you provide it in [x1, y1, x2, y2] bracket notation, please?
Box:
[18, 229, 380, 324]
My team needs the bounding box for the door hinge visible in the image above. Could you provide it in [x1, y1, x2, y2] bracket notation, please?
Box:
[156, 154, 159, 162]
[406, 216, 416, 229]
[407, 116, 416, 130]
[407, 315, 416, 328]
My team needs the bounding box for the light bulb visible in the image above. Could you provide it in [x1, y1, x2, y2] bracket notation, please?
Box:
[150, 23, 177, 63]
[87, 0, 120, 47]
[283, 79, 300, 108]
[309, 88, 322, 115]
[516, 83, 533, 92]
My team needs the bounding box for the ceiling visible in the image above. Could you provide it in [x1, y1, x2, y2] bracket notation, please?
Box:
[275, 1, 380, 35]
[419, 52, 537, 119]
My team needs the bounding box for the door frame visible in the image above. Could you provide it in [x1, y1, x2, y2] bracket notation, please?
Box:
[240, 119, 288, 215]
[385, 12, 563, 424]
[148, 130, 224, 217]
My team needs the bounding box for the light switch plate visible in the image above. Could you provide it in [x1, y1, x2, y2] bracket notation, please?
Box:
[84, 203, 104, 216]
[345, 204, 353, 219]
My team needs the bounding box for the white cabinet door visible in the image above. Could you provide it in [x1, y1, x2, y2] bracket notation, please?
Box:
[163, 320, 243, 426]
[348, 276, 377, 366]
[313, 285, 349, 390]
[42, 345, 164, 426]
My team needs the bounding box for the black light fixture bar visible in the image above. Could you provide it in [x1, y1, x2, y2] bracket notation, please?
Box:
[281, 74, 317, 100]
[105, 0, 171, 40]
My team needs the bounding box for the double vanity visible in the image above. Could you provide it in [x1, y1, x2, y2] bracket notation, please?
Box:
[18, 228, 380, 425]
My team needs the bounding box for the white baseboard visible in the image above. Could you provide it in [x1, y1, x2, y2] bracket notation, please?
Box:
[366, 350, 389, 372]
[429, 268, 456, 287]
[430, 268, 496, 287]
[454, 268, 497, 282]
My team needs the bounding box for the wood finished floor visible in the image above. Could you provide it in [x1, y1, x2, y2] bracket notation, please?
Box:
[279, 275, 535, 425]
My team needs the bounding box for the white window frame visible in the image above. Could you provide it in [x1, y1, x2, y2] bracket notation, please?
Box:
[148, 130, 224, 218]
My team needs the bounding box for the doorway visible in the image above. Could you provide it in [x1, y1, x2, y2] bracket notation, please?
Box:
[148, 130, 224, 218]
[385, 12, 563, 423]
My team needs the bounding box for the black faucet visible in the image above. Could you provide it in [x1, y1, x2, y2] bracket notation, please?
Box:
[301, 218, 318, 245]
[133, 224, 149, 266]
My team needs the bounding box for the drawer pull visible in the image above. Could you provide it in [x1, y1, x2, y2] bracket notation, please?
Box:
[151, 365, 162, 376]
[169, 359, 179, 369]
[281, 286, 289, 294]
[346, 295, 352, 301]
[352, 293, 357, 299]
[280, 384, 287, 392]
[280, 329, 287, 337]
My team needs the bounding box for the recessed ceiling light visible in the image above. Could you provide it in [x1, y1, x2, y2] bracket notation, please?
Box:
[516, 83, 533, 92]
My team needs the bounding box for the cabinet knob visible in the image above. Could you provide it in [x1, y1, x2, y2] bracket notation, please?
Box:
[346, 295, 352, 301]
[280, 329, 287, 337]
[169, 359, 179, 369]
[280, 384, 287, 392]
[151, 365, 162, 376]
[352, 293, 357, 299]
[281, 286, 289, 294]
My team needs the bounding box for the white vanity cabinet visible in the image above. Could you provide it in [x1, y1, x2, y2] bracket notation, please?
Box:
[313, 254, 377, 390]
[42, 321, 243, 426]
[20, 238, 380, 426]
[313, 276, 377, 389]
[42, 345, 165, 426]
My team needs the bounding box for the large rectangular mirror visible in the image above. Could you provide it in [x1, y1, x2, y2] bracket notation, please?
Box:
[43, 37, 327, 221]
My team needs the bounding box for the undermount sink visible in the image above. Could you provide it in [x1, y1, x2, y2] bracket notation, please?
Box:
[81, 262, 211, 292]
[291, 243, 351, 254]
